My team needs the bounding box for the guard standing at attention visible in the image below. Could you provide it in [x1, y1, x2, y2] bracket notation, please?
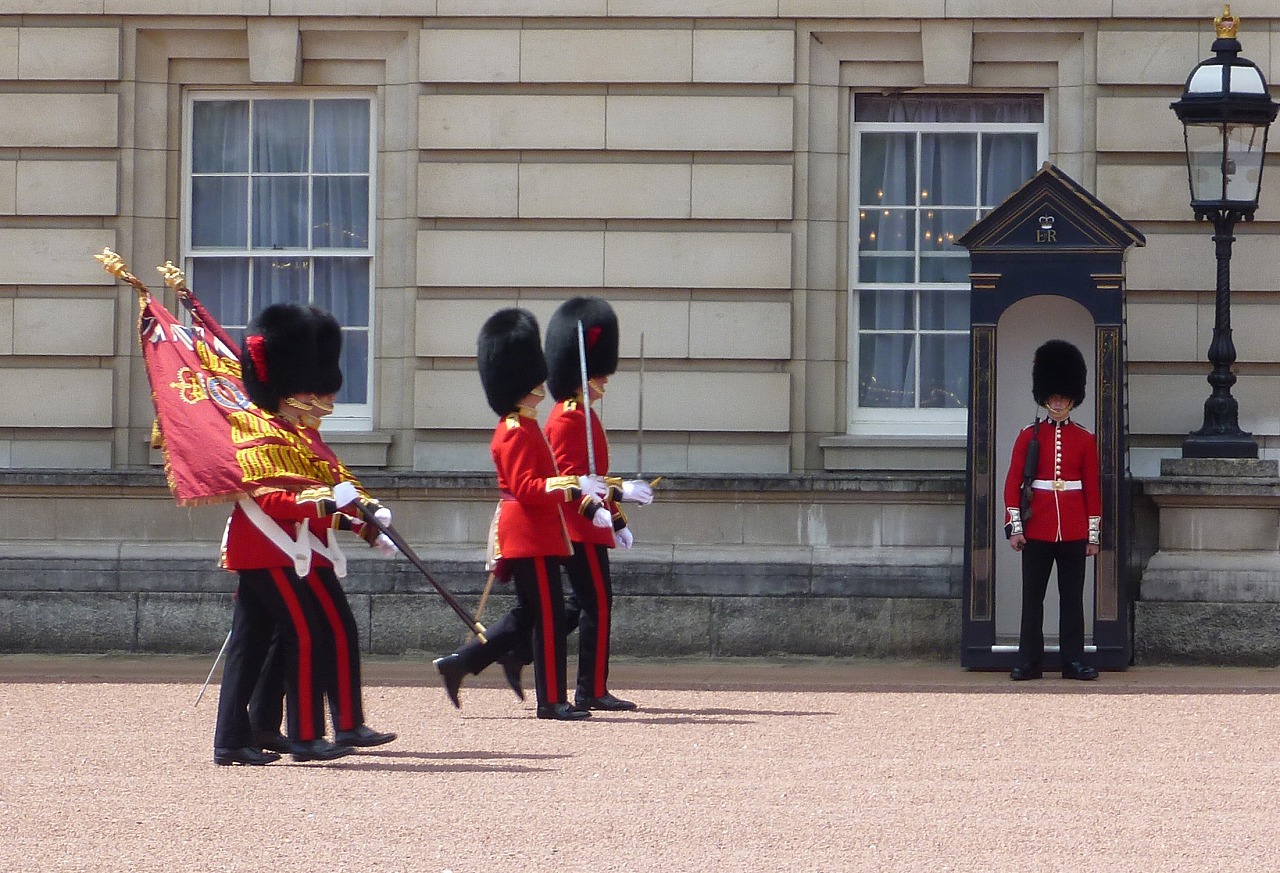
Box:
[247, 306, 398, 753]
[213, 303, 359, 765]
[1003, 339, 1101, 683]
[433, 307, 611, 720]
[542, 297, 654, 711]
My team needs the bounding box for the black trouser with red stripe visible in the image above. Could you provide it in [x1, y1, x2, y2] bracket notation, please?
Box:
[251, 566, 365, 735]
[215, 568, 326, 749]
[562, 542, 614, 701]
[1018, 539, 1087, 665]
[454, 556, 568, 707]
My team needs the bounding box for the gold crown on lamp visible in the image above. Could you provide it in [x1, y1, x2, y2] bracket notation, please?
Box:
[1215, 5, 1239, 39]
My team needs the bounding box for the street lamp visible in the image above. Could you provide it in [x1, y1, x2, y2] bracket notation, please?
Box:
[1171, 5, 1279, 459]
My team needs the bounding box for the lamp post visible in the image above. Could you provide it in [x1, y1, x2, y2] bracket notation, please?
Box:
[1171, 5, 1279, 459]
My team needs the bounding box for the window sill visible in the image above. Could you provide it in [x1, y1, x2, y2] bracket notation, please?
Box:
[819, 434, 967, 472]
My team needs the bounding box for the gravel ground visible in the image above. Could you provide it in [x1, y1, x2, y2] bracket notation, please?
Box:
[2, 657, 1279, 872]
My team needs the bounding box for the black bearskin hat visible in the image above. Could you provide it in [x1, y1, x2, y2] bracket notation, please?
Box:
[241, 303, 316, 413]
[1031, 339, 1087, 407]
[544, 296, 619, 401]
[477, 308, 548, 416]
[309, 307, 344, 397]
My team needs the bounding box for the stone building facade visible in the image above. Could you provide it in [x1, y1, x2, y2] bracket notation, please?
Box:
[2, 3, 1278, 662]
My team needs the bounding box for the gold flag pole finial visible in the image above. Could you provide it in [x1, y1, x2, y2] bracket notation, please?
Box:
[95, 248, 151, 302]
[158, 260, 190, 299]
[1216, 5, 1239, 39]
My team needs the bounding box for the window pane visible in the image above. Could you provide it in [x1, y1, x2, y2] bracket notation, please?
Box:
[858, 208, 915, 253]
[919, 334, 969, 409]
[252, 177, 308, 249]
[192, 101, 248, 173]
[859, 334, 915, 408]
[919, 289, 969, 331]
[982, 133, 1039, 206]
[339, 329, 368, 405]
[189, 258, 250, 329]
[859, 289, 914, 331]
[191, 177, 248, 248]
[253, 100, 309, 173]
[921, 133, 977, 206]
[254, 257, 310, 308]
[858, 256, 914, 284]
[859, 133, 916, 206]
[919, 208, 975, 252]
[313, 177, 369, 248]
[313, 99, 370, 173]
[314, 258, 370, 327]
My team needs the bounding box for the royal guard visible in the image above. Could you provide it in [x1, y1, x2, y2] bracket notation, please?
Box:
[1003, 339, 1102, 682]
[433, 308, 611, 720]
[542, 297, 654, 711]
[246, 306, 398, 754]
[214, 303, 358, 764]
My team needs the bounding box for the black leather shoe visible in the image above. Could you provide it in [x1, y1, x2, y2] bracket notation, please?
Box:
[251, 731, 291, 754]
[289, 739, 355, 762]
[536, 703, 591, 721]
[498, 653, 525, 702]
[335, 725, 397, 748]
[214, 746, 281, 766]
[575, 692, 637, 711]
[434, 653, 466, 708]
[1010, 663, 1043, 681]
[1062, 660, 1099, 681]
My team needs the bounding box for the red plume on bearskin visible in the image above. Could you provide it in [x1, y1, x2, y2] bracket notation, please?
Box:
[478, 308, 547, 416]
[544, 296, 619, 401]
[1032, 339, 1087, 407]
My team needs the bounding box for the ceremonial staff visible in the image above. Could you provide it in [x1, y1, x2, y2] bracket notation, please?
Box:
[636, 332, 645, 479]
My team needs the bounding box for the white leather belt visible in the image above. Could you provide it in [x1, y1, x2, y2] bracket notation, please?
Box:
[1031, 478, 1082, 491]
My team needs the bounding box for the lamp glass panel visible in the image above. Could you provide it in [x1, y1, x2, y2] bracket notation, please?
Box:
[1224, 122, 1268, 203]
[1184, 122, 1227, 202]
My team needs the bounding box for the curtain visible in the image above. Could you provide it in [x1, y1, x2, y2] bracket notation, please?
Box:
[855, 95, 1040, 411]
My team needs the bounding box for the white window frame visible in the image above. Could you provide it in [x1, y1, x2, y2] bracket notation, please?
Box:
[181, 88, 377, 432]
[847, 94, 1048, 437]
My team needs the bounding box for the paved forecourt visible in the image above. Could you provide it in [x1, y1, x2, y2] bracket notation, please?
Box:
[2, 656, 1279, 872]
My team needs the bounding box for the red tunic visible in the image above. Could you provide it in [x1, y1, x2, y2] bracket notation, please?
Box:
[222, 421, 370, 571]
[491, 410, 574, 560]
[1003, 419, 1101, 543]
[544, 397, 619, 547]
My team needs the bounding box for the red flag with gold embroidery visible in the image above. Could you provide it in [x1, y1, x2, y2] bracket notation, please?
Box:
[100, 250, 334, 506]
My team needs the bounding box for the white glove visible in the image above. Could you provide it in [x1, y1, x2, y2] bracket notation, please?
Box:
[615, 527, 634, 549]
[332, 481, 359, 508]
[578, 475, 607, 501]
[374, 505, 392, 526]
[621, 480, 654, 506]
[591, 506, 613, 529]
[373, 533, 397, 558]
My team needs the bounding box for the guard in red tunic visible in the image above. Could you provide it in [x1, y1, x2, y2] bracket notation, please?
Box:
[433, 307, 611, 720]
[214, 303, 360, 764]
[543, 297, 654, 711]
[246, 307, 398, 753]
[1003, 339, 1101, 682]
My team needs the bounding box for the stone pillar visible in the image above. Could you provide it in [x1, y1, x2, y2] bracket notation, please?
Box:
[1137, 458, 1280, 665]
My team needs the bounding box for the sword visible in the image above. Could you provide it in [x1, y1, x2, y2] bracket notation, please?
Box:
[577, 320, 596, 475]
[194, 627, 232, 708]
[636, 332, 645, 479]
[355, 500, 487, 642]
